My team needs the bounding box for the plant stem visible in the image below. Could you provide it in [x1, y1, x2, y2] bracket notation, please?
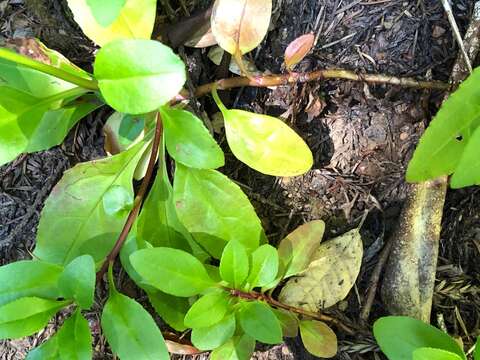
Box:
[96, 113, 163, 282]
[173, 69, 449, 102]
[0, 47, 99, 90]
[228, 288, 355, 335]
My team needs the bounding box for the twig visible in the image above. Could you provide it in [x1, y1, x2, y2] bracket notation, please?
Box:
[96, 113, 163, 282]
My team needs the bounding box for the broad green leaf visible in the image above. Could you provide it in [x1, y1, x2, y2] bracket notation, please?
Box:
[238, 301, 282, 344]
[26, 334, 59, 360]
[67, 0, 156, 46]
[147, 290, 189, 332]
[277, 220, 325, 278]
[451, 125, 480, 187]
[58, 255, 95, 309]
[0, 86, 100, 166]
[413, 348, 463, 360]
[0, 260, 62, 307]
[0, 297, 68, 339]
[102, 291, 169, 360]
[213, 90, 312, 176]
[173, 165, 263, 257]
[407, 67, 480, 182]
[34, 141, 148, 265]
[210, 334, 256, 360]
[220, 240, 249, 288]
[273, 309, 299, 338]
[160, 106, 224, 169]
[184, 291, 231, 328]
[373, 316, 466, 360]
[57, 309, 92, 360]
[191, 314, 236, 351]
[102, 185, 134, 216]
[103, 112, 149, 154]
[474, 337, 480, 360]
[211, 0, 272, 55]
[86, 0, 126, 27]
[299, 320, 337, 358]
[245, 244, 278, 289]
[279, 228, 363, 310]
[130, 247, 215, 297]
[94, 39, 186, 114]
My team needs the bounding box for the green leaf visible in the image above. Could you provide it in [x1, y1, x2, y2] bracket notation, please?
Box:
[102, 289, 169, 360]
[160, 106, 224, 169]
[238, 301, 282, 344]
[147, 290, 189, 332]
[413, 348, 463, 360]
[58, 255, 95, 309]
[191, 314, 236, 351]
[0, 260, 63, 307]
[245, 244, 278, 289]
[210, 334, 256, 360]
[67, 0, 157, 46]
[450, 125, 480, 187]
[0, 297, 68, 339]
[474, 337, 480, 360]
[102, 184, 134, 216]
[130, 247, 215, 297]
[299, 320, 337, 358]
[86, 0, 126, 27]
[184, 291, 231, 328]
[94, 39, 186, 114]
[373, 316, 466, 360]
[34, 140, 148, 265]
[0, 86, 100, 166]
[173, 165, 264, 257]
[103, 112, 149, 154]
[273, 309, 299, 338]
[213, 89, 312, 176]
[277, 220, 325, 278]
[26, 334, 59, 360]
[57, 309, 92, 360]
[220, 240, 249, 288]
[407, 67, 480, 182]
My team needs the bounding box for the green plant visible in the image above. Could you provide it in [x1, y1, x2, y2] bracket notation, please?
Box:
[374, 316, 479, 360]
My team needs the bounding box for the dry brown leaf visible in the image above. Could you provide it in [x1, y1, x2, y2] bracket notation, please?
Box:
[165, 340, 202, 355]
[278, 228, 363, 311]
[284, 33, 315, 70]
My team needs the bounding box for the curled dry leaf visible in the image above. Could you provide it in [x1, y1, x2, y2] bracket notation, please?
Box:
[279, 228, 363, 310]
[165, 340, 202, 355]
[284, 33, 315, 70]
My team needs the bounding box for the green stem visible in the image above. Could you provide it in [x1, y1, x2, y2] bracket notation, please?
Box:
[211, 85, 228, 113]
[0, 48, 99, 90]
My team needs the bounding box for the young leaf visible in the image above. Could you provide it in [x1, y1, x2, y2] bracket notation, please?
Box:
[211, 0, 272, 56]
[210, 334, 256, 360]
[190, 314, 236, 351]
[373, 316, 466, 360]
[213, 90, 313, 176]
[220, 240, 249, 288]
[67, 0, 156, 46]
[34, 141, 148, 265]
[184, 291, 231, 328]
[450, 125, 480, 187]
[277, 220, 325, 278]
[86, 0, 126, 27]
[0, 260, 63, 307]
[238, 301, 282, 344]
[279, 228, 363, 310]
[130, 247, 215, 297]
[413, 348, 463, 360]
[407, 67, 480, 182]
[58, 255, 95, 309]
[94, 39, 186, 114]
[299, 320, 337, 358]
[284, 33, 315, 70]
[160, 106, 224, 169]
[173, 165, 264, 257]
[245, 244, 279, 289]
[103, 112, 148, 155]
[101, 290, 169, 360]
[147, 290, 190, 332]
[57, 309, 92, 360]
[0, 297, 68, 339]
[273, 309, 299, 338]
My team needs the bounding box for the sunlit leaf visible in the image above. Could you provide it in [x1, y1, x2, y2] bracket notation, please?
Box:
[190, 314, 236, 351]
[299, 320, 337, 358]
[213, 90, 313, 176]
[220, 240, 249, 288]
[58, 255, 95, 309]
[245, 244, 278, 289]
[210, 334, 256, 360]
[34, 141, 148, 265]
[184, 291, 231, 328]
[273, 309, 299, 338]
[450, 125, 480, 187]
[277, 220, 325, 278]
[284, 33, 315, 70]
[86, 0, 126, 27]
[279, 228, 363, 310]
[413, 348, 463, 360]
[238, 301, 282, 344]
[67, 0, 156, 46]
[173, 165, 264, 258]
[94, 39, 185, 114]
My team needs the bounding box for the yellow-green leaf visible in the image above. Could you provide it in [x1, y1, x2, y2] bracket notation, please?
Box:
[299, 320, 337, 358]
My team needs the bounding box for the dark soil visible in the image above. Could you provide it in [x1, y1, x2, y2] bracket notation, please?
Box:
[1, 0, 479, 359]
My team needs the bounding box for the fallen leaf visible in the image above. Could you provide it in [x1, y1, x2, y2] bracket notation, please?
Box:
[165, 340, 202, 355]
